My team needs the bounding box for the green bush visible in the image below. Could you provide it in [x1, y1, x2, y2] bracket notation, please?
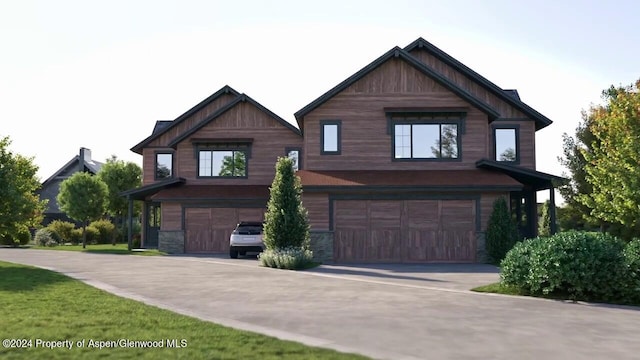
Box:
[486, 197, 519, 264]
[34, 228, 60, 247]
[623, 239, 640, 302]
[70, 228, 83, 245]
[89, 219, 115, 244]
[47, 220, 76, 243]
[501, 231, 628, 301]
[84, 226, 100, 244]
[117, 221, 142, 244]
[0, 227, 31, 246]
[258, 247, 314, 270]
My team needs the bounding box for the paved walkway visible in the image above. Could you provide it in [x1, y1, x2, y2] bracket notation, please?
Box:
[1, 249, 639, 360]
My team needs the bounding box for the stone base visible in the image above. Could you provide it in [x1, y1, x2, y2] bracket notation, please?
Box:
[310, 231, 334, 263]
[159, 231, 185, 254]
[476, 231, 487, 263]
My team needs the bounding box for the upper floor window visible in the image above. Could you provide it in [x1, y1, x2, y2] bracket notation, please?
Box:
[394, 123, 459, 159]
[155, 153, 173, 179]
[494, 127, 519, 162]
[198, 150, 247, 177]
[286, 147, 302, 171]
[321, 120, 341, 155]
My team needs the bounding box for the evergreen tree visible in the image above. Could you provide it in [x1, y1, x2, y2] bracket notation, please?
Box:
[538, 200, 552, 237]
[486, 197, 519, 264]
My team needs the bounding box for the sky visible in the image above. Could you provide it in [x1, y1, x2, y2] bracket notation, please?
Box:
[1, 0, 638, 202]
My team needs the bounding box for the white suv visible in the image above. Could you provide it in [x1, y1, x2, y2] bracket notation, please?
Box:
[229, 222, 264, 258]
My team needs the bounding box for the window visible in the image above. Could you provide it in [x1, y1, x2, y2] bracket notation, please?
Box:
[285, 148, 302, 171]
[155, 153, 173, 179]
[494, 127, 518, 162]
[198, 150, 247, 177]
[321, 120, 341, 154]
[393, 123, 459, 159]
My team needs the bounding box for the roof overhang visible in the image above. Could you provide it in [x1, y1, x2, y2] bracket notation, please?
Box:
[475, 159, 566, 191]
[120, 177, 186, 200]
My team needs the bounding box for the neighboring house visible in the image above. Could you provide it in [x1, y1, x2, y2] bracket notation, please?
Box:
[38, 147, 103, 226]
[123, 37, 563, 263]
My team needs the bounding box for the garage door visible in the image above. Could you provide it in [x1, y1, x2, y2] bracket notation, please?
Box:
[185, 207, 264, 253]
[334, 200, 476, 263]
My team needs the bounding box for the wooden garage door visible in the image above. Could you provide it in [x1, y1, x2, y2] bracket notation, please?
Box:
[334, 200, 475, 263]
[185, 207, 264, 253]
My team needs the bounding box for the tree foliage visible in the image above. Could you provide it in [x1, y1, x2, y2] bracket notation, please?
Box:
[0, 136, 47, 241]
[485, 197, 519, 264]
[263, 157, 310, 250]
[580, 80, 640, 234]
[57, 172, 108, 248]
[538, 200, 552, 237]
[98, 156, 142, 218]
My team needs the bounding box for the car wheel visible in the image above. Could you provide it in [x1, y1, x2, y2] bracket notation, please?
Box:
[229, 249, 238, 259]
[239, 251, 246, 256]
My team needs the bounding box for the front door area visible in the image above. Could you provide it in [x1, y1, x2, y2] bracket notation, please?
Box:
[145, 202, 161, 248]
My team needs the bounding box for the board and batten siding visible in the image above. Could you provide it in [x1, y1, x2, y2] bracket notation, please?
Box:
[175, 101, 302, 185]
[302, 58, 490, 171]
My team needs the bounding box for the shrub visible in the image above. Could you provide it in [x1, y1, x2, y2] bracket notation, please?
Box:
[263, 157, 310, 251]
[485, 197, 519, 264]
[70, 228, 83, 245]
[132, 234, 141, 249]
[0, 227, 31, 246]
[501, 231, 627, 301]
[47, 220, 76, 243]
[258, 247, 314, 270]
[34, 228, 60, 247]
[84, 226, 100, 244]
[89, 219, 115, 244]
[623, 239, 640, 302]
[538, 200, 551, 237]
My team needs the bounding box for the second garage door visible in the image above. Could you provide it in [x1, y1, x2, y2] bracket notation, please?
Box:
[185, 207, 265, 253]
[334, 199, 476, 263]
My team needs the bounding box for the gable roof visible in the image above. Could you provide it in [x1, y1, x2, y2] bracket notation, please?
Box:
[167, 93, 301, 148]
[294, 46, 501, 131]
[404, 38, 552, 130]
[40, 155, 103, 188]
[131, 85, 241, 154]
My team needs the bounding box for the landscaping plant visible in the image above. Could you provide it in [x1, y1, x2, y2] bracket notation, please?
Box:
[47, 220, 76, 243]
[485, 197, 519, 264]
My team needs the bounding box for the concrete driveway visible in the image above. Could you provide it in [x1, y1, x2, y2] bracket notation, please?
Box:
[1, 249, 639, 360]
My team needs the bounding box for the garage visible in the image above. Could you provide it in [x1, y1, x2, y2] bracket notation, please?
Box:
[184, 207, 265, 253]
[333, 199, 476, 263]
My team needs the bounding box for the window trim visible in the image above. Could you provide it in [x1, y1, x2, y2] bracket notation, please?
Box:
[154, 151, 174, 180]
[320, 120, 342, 155]
[390, 118, 463, 162]
[196, 148, 249, 179]
[285, 147, 303, 171]
[492, 124, 520, 164]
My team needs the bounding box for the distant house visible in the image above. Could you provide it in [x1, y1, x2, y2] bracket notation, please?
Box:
[38, 147, 103, 226]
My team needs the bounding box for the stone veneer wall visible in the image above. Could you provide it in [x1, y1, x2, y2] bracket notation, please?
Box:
[159, 231, 185, 254]
[475, 231, 487, 263]
[310, 231, 334, 263]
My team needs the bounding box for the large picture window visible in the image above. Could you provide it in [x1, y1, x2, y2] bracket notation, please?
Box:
[494, 127, 518, 162]
[394, 123, 459, 159]
[155, 153, 173, 179]
[198, 150, 247, 177]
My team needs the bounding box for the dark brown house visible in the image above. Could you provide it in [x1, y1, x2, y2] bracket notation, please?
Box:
[123, 37, 562, 262]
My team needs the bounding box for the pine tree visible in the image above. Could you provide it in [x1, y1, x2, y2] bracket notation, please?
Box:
[486, 197, 519, 264]
[538, 200, 552, 237]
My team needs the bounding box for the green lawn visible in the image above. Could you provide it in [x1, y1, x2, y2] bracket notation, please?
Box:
[0, 261, 368, 359]
[31, 244, 165, 256]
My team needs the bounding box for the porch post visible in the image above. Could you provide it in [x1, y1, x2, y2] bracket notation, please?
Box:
[127, 195, 133, 251]
[549, 187, 558, 234]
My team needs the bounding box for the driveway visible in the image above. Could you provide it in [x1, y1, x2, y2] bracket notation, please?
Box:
[1, 249, 639, 360]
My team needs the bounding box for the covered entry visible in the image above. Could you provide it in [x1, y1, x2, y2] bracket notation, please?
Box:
[333, 199, 477, 263]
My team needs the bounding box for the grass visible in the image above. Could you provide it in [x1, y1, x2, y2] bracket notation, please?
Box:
[0, 261, 368, 360]
[30, 243, 165, 256]
[471, 282, 525, 296]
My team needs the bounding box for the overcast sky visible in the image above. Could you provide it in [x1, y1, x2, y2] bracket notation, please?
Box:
[1, 0, 638, 201]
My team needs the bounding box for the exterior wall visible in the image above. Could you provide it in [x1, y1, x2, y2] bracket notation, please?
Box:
[302, 193, 330, 230]
[176, 102, 303, 185]
[159, 230, 185, 254]
[161, 202, 182, 231]
[310, 231, 334, 263]
[302, 58, 490, 171]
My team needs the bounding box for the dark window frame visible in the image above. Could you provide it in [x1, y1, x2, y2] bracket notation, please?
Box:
[320, 120, 342, 155]
[154, 151, 174, 180]
[285, 147, 303, 171]
[389, 116, 463, 162]
[196, 148, 249, 179]
[492, 124, 520, 164]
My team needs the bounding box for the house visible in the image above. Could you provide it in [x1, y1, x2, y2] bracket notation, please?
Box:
[38, 147, 103, 226]
[123, 37, 563, 263]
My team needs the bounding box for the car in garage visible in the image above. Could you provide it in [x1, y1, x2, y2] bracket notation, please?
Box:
[229, 221, 264, 258]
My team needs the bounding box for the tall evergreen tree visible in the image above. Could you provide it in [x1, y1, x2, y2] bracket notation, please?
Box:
[486, 197, 519, 264]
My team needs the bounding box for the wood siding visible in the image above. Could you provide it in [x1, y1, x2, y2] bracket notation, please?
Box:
[480, 192, 509, 232]
[334, 199, 476, 263]
[303, 58, 490, 170]
[176, 101, 302, 185]
[184, 207, 264, 253]
[161, 202, 182, 231]
[302, 193, 330, 230]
